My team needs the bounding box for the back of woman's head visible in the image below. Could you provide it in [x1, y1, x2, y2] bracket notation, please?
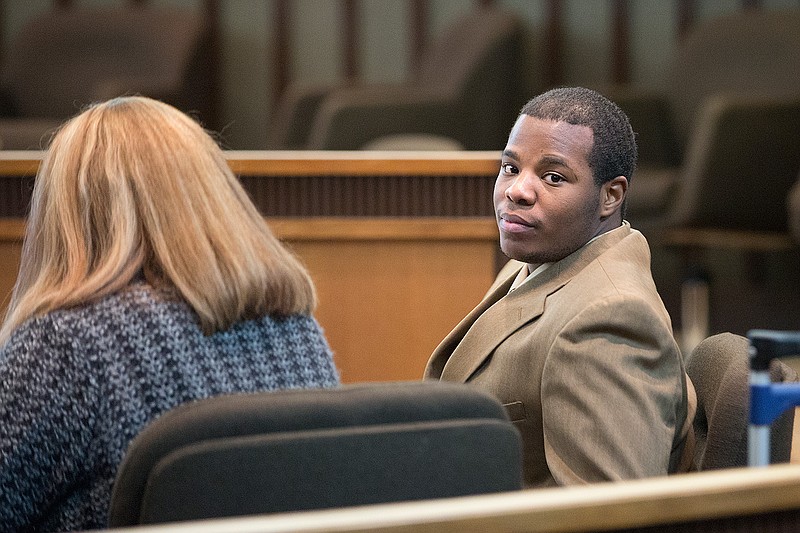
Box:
[1, 96, 315, 342]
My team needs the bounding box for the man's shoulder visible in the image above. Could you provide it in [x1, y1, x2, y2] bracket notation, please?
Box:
[574, 232, 672, 326]
[589, 226, 653, 277]
[559, 227, 660, 305]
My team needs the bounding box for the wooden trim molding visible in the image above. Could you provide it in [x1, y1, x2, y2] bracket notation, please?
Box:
[0, 151, 501, 219]
[0, 150, 500, 178]
[0, 216, 497, 243]
[0, 217, 25, 240]
[267, 216, 497, 241]
[0, 151, 43, 177]
[227, 151, 500, 177]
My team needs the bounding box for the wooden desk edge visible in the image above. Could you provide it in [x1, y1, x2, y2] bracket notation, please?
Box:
[0, 151, 501, 177]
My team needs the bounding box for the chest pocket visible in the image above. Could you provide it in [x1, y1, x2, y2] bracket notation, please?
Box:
[503, 401, 527, 422]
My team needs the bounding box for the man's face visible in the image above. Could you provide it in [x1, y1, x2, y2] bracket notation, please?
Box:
[494, 115, 616, 265]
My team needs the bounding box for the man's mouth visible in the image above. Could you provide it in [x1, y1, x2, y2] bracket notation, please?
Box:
[498, 213, 536, 233]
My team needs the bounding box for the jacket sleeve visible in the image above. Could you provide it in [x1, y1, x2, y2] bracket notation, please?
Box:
[540, 293, 685, 484]
[0, 315, 99, 531]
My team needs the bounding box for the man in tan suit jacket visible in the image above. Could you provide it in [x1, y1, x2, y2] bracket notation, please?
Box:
[425, 87, 695, 487]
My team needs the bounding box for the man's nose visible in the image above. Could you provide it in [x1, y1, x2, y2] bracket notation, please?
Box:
[505, 174, 536, 206]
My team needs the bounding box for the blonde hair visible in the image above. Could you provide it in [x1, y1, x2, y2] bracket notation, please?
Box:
[0, 96, 315, 343]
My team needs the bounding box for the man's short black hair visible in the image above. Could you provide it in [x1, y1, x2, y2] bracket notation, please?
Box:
[520, 87, 637, 187]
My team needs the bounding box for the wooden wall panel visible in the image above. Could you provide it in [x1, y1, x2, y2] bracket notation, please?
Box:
[240, 173, 494, 217]
[0, 218, 23, 314]
[0, 151, 501, 218]
[0, 217, 499, 384]
[290, 234, 496, 382]
[0, 153, 501, 382]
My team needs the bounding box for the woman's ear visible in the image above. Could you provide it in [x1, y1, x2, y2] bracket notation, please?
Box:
[599, 176, 628, 217]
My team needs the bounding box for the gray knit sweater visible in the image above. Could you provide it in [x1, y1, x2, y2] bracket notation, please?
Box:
[0, 281, 339, 532]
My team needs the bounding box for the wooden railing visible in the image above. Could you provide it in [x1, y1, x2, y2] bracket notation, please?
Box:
[0, 151, 502, 383]
[101, 464, 800, 533]
[0, 150, 501, 217]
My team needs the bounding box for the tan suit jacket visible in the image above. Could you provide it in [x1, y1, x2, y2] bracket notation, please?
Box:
[425, 223, 695, 487]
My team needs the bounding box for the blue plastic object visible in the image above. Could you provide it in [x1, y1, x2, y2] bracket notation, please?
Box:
[747, 329, 800, 467]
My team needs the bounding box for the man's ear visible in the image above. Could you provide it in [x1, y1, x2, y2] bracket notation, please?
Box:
[599, 176, 628, 218]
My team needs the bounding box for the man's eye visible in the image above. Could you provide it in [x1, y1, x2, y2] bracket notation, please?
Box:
[543, 173, 565, 184]
[501, 163, 518, 174]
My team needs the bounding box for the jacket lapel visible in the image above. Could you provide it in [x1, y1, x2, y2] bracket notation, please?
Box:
[435, 223, 633, 382]
[424, 267, 518, 379]
[439, 264, 565, 381]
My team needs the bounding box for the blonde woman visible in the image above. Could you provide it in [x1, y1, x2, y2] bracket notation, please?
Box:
[0, 96, 339, 532]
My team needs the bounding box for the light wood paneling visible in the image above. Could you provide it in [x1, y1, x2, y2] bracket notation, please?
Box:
[0, 217, 499, 384]
[283, 219, 497, 382]
[0, 153, 502, 382]
[0, 218, 24, 313]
